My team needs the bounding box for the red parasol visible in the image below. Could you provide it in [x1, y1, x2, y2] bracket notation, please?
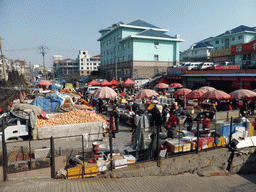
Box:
[93, 87, 117, 98]
[109, 79, 120, 85]
[156, 79, 170, 84]
[170, 83, 183, 88]
[186, 89, 208, 99]
[229, 89, 256, 100]
[173, 88, 192, 97]
[199, 86, 216, 91]
[37, 80, 52, 86]
[122, 78, 137, 85]
[87, 80, 100, 86]
[200, 90, 230, 100]
[134, 89, 159, 99]
[100, 80, 112, 87]
[153, 83, 169, 89]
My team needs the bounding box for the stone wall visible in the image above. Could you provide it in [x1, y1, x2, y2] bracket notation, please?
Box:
[100, 147, 256, 178]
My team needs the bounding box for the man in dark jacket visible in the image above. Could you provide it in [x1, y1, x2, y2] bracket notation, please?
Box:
[162, 105, 168, 126]
[98, 98, 103, 113]
[112, 107, 120, 133]
[184, 114, 193, 131]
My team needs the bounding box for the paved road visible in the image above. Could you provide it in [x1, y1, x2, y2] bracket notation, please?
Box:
[0, 174, 256, 192]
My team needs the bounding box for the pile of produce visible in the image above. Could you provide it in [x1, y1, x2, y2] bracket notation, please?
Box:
[36, 110, 107, 127]
[75, 104, 93, 110]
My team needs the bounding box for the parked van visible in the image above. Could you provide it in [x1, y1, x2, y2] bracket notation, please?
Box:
[197, 62, 214, 70]
[86, 86, 101, 95]
[186, 62, 202, 70]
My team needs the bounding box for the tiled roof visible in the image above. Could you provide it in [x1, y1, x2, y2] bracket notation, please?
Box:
[92, 54, 101, 58]
[193, 42, 213, 49]
[127, 20, 160, 29]
[137, 29, 173, 38]
[216, 25, 256, 37]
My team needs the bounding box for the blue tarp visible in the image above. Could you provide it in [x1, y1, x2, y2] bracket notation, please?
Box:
[31, 94, 62, 112]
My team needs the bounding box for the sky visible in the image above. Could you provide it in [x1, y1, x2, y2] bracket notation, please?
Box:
[0, 0, 256, 68]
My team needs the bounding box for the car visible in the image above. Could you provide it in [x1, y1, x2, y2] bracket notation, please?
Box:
[197, 62, 214, 70]
[86, 86, 101, 95]
[185, 62, 202, 70]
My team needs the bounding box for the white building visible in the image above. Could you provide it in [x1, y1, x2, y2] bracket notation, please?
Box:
[78, 50, 101, 76]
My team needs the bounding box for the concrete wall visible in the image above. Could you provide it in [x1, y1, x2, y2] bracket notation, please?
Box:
[37, 121, 103, 141]
[99, 147, 256, 179]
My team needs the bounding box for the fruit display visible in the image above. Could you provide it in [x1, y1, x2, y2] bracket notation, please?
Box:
[75, 104, 93, 110]
[36, 110, 107, 127]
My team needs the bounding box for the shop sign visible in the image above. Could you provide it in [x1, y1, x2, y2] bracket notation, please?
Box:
[207, 77, 239, 81]
[232, 81, 241, 88]
[167, 67, 186, 75]
[214, 65, 240, 70]
[231, 39, 256, 54]
[167, 76, 183, 80]
[240, 77, 256, 82]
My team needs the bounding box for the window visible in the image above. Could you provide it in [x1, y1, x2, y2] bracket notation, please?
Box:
[87, 67, 89, 69]
[106, 40, 108, 46]
[154, 55, 159, 61]
[103, 51, 105, 56]
[90, 63, 92, 65]
[109, 39, 111, 45]
[83, 52, 86, 55]
[81, 59, 83, 61]
[128, 54, 132, 61]
[94, 67, 97, 69]
[128, 41, 132, 48]
[154, 42, 159, 49]
[113, 36, 116, 42]
[215, 40, 219, 44]
[93, 63, 96, 65]
[110, 48, 113, 54]
[123, 43, 127, 50]
[107, 50, 109, 55]
[118, 57, 121, 63]
[117, 34, 121, 41]
[221, 39, 224, 43]
[123, 56, 126, 62]
[195, 50, 197, 54]
[81, 67, 83, 69]
[124, 69, 130, 76]
[232, 37, 235, 41]
[238, 35, 243, 40]
[118, 45, 121, 51]
[87, 71, 89, 74]
[87, 59, 89, 61]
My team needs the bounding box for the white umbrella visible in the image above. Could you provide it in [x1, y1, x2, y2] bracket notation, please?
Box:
[93, 87, 117, 98]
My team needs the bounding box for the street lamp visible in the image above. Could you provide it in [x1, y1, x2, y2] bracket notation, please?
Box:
[38, 45, 49, 80]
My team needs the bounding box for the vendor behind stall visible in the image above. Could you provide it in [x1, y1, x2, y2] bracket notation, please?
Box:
[202, 115, 211, 130]
[184, 114, 193, 131]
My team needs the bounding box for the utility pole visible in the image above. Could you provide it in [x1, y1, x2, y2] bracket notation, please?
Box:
[115, 50, 117, 80]
[0, 37, 7, 81]
[38, 45, 49, 80]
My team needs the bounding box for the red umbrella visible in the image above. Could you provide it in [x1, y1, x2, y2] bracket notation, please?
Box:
[134, 89, 159, 99]
[109, 79, 120, 85]
[122, 78, 137, 85]
[100, 80, 112, 87]
[153, 83, 169, 89]
[37, 80, 52, 86]
[229, 89, 256, 100]
[199, 86, 216, 91]
[93, 87, 117, 98]
[87, 80, 100, 86]
[173, 88, 192, 97]
[186, 89, 208, 99]
[170, 83, 183, 88]
[200, 90, 230, 100]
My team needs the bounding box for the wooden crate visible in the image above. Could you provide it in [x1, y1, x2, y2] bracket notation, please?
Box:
[67, 164, 97, 179]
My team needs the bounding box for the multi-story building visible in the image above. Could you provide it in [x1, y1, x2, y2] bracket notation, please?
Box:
[98, 19, 184, 80]
[180, 25, 256, 67]
[78, 50, 101, 76]
[53, 50, 100, 79]
[0, 58, 25, 80]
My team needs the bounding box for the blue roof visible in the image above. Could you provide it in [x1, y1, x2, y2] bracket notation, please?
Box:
[127, 20, 160, 29]
[137, 29, 173, 38]
[216, 25, 256, 37]
[194, 42, 213, 49]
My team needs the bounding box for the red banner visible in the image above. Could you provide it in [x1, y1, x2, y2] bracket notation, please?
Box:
[231, 39, 256, 54]
[215, 65, 240, 70]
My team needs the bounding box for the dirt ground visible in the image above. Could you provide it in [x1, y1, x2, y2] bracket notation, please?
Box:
[0, 70, 28, 112]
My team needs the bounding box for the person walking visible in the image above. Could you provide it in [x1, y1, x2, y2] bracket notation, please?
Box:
[249, 100, 255, 115]
[162, 105, 168, 126]
[184, 114, 193, 131]
[112, 107, 120, 133]
[98, 98, 103, 113]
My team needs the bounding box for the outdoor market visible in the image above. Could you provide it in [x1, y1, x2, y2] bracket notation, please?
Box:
[1, 77, 256, 179]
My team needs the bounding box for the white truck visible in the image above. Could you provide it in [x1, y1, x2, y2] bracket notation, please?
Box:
[0, 117, 30, 140]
